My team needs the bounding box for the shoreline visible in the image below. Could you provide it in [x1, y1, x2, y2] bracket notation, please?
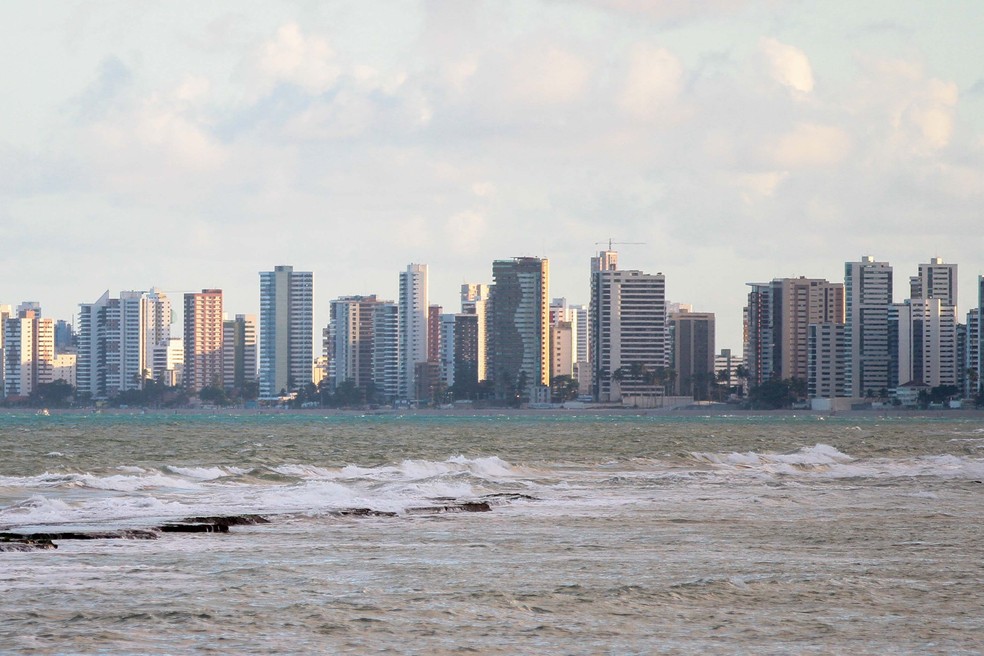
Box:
[8, 404, 984, 419]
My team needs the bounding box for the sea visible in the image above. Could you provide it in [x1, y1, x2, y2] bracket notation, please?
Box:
[1, 411, 983, 655]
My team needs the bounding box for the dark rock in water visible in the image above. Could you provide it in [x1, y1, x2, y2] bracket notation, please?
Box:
[0, 529, 159, 542]
[481, 492, 537, 501]
[179, 515, 270, 527]
[159, 523, 230, 533]
[332, 508, 399, 518]
[406, 501, 492, 514]
[0, 536, 57, 551]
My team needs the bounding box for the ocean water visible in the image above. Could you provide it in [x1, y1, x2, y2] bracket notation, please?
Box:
[1, 411, 983, 655]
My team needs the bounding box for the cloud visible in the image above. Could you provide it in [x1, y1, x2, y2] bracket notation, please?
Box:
[772, 123, 852, 168]
[446, 210, 488, 254]
[508, 45, 591, 106]
[253, 23, 340, 96]
[618, 45, 684, 118]
[759, 37, 814, 95]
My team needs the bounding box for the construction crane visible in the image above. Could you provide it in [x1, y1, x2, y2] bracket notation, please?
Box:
[595, 239, 645, 250]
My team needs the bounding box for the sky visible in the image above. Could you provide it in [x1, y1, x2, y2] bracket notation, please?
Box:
[2, 0, 983, 351]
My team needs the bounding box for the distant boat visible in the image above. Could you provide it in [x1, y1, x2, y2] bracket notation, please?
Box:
[37, 409, 50, 416]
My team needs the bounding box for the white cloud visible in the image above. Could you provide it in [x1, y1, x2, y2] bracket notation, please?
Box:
[772, 123, 852, 168]
[759, 37, 814, 95]
[446, 210, 488, 254]
[254, 23, 339, 95]
[509, 45, 591, 106]
[618, 45, 684, 118]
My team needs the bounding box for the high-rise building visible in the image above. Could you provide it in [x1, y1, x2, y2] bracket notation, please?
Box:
[428, 305, 442, 363]
[591, 263, 667, 403]
[153, 337, 184, 387]
[489, 257, 550, 401]
[670, 309, 715, 399]
[910, 257, 957, 306]
[78, 290, 164, 399]
[743, 277, 844, 388]
[372, 302, 400, 403]
[3, 309, 54, 397]
[328, 295, 394, 399]
[744, 283, 775, 389]
[0, 304, 11, 396]
[142, 288, 173, 379]
[183, 289, 224, 393]
[808, 323, 846, 399]
[844, 256, 893, 398]
[461, 283, 490, 382]
[398, 264, 429, 401]
[970, 276, 984, 398]
[439, 314, 456, 388]
[549, 298, 577, 381]
[453, 313, 480, 396]
[259, 265, 314, 398]
[223, 314, 258, 392]
[893, 298, 957, 388]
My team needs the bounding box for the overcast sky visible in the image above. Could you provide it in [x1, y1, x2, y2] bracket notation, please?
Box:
[2, 0, 983, 351]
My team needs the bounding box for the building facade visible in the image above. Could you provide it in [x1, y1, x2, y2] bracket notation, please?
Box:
[845, 256, 894, 398]
[183, 289, 224, 393]
[591, 265, 668, 403]
[398, 264, 429, 401]
[489, 257, 550, 401]
[259, 265, 314, 399]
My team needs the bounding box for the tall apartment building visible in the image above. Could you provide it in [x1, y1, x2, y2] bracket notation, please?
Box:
[893, 298, 957, 388]
[372, 302, 400, 403]
[670, 309, 715, 398]
[844, 257, 894, 398]
[460, 283, 490, 382]
[328, 295, 395, 398]
[453, 313, 480, 395]
[3, 309, 54, 397]
[259, 265, 313, 398]
[744, 283, 775, 389]
[183, 289, 224, 393]
[223, 314, 257, 392]
[970, 276, 984, 398]
[591, 262, 667, 403]
[142, 288, 172, 379]
[439, 314, 456, 388]
[398, 264, 429, 401]
[744, 277, 844, 389]
[488, 257, 550, 401]
[808, 323, 846, 399]
[78, 290, 167, 399]
[153, 337, 184, 387]
[0, 304, 11, 395]
[428, 305, 442, 363]
[910, 257, 957, 305]
[549, 298, 577, 380]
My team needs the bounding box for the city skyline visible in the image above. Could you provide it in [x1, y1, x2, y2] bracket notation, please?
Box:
[2, 2, 983, 351]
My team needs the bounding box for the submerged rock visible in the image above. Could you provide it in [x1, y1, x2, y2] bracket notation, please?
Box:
[332, 508, 399, 518]
[0, 536, 57, 551]
[159, 523, 230, 533]
[178, 515, 270, 527]
[406, 501, 492, 514]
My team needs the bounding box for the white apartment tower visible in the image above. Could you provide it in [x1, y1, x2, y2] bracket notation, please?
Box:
[894, 298, 957, 388]
[591, 263, 668, 403]
[259, 265, 314, 398]
[3, 309, 54, 397]
[845, 256, 893, 398]
[398, 264, 429, 401]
